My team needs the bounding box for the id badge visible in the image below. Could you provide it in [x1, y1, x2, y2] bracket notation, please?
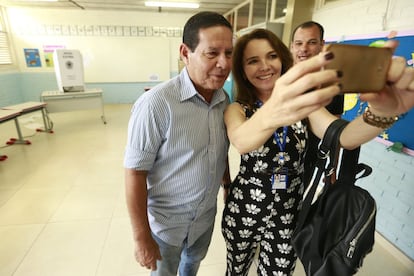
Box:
[272, 168, 288, 190]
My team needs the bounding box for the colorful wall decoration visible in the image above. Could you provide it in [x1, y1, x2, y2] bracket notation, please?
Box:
[23, 48, 41, 67]
[326, 30, 414, 154]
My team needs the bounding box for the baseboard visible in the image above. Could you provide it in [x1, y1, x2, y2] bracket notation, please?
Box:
[375, 231, 414, 272]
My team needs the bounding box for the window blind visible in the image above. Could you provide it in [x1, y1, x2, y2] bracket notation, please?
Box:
[0, 31, 12, 64]
[0, 9, 12, 65]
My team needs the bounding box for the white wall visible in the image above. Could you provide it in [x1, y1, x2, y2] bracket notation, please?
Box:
[314, 0, 414, 40]
[6, 8, 189, 82]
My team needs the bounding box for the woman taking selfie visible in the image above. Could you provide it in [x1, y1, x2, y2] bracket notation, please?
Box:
[221, 28, 414, 275]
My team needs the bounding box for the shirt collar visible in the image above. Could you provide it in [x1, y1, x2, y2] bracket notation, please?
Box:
[179, 67, 228, 106]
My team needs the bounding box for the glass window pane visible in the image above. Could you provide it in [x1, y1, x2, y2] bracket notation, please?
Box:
[252, 0, 269, 25]
[274, 0, 288, 20]
[236, 3, 250, 31]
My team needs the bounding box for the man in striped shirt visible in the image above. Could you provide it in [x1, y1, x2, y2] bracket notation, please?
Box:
[124, 11, 233, 276]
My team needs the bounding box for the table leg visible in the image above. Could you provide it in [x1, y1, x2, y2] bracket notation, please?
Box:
[7, 118, 31, 145]
[36, 107, 54, 133]
[100, 96, 107, 124]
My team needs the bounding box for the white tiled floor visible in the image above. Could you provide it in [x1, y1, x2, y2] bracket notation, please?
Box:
[0, 104, 413, 276]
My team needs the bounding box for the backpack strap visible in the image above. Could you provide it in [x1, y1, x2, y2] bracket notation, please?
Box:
[295, 119, 349, 233]
[338, 147, 372, 183]
[321, 119, 349, 183]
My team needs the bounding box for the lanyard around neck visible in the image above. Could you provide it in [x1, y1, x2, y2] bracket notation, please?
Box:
[255, 100, 288, 153]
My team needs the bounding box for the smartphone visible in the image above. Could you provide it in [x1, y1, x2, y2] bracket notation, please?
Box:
[324, 44, 392, 93]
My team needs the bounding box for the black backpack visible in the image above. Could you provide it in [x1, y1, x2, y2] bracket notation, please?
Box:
[292, 119, 376, 276]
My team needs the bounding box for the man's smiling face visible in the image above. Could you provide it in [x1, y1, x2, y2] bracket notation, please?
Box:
[291, 25, 324, 64]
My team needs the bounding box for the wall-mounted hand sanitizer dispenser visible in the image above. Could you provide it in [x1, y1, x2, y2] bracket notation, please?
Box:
[53, 49, 85, 92]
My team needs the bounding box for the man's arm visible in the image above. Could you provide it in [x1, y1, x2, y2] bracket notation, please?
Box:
[125, 168, 161, 270]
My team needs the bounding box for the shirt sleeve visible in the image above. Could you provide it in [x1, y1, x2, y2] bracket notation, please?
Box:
[124, 96, 164, 170]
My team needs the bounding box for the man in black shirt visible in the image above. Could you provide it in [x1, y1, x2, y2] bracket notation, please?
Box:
[291, 21, 344, 184]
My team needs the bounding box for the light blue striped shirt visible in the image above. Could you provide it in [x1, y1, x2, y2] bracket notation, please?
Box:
[124, 68, 229, 247]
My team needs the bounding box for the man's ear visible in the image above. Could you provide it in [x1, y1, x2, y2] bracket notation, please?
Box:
[180, 44, 190, 65]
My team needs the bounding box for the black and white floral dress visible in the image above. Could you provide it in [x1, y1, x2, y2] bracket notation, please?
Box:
[222, 103, 308, 276]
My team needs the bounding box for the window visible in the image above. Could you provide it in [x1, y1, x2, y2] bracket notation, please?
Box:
[225, 0, 288, 31]
[0, 8, 12, 65]
[236, 2, 250, 32]
[224, 0, 252, 32]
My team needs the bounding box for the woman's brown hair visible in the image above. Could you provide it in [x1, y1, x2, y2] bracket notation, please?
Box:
[232, 29, 293, 108]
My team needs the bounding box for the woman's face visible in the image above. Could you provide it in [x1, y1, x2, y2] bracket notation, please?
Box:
[243, 39, 282, 96]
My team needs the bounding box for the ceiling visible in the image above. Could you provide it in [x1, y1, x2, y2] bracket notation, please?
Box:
[0, 0, 252, 14]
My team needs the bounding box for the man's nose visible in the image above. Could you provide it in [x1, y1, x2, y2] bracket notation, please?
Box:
[216, 54, 230, 69]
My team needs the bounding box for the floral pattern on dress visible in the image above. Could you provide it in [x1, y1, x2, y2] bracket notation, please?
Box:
[222, 103, 308, 276]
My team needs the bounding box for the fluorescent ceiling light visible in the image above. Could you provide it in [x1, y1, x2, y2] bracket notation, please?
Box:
[145, 1, 200, 9]
[12, 0, 58, 2]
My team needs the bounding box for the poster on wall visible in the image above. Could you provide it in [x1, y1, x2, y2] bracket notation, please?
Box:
[43, 45, 65, 67]
[24, 48, 41, 67]
[326, 30, 414, 154]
